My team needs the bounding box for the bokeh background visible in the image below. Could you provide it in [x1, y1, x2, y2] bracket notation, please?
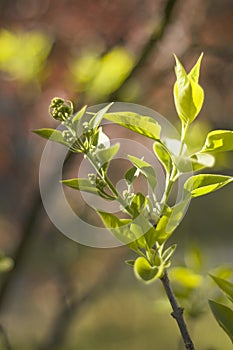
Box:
[0, 0, 232, 349]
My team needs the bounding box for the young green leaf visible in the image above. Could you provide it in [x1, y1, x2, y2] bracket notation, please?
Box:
[153, 142, 174, 176]
[209, 300, 233, 343]
[32, 128, 70, 147]
[130, 192, 146, 216]
[162, 244, 177, 264]
[125, 166, 138, 185]
[200, 130, 233, 153]
[177, 153, 215, 173]
[72, 105, 87, 132]
[188, 52, 203, 83]
[97, 211, 139, 248]
[127, 155, 157, 191]
[173, 54, 204, 124]
[95, 143, 120, 165]
[89, 103, 113, 129]
[210, 275, 233, 303]
[184, 174, 233, 198]
[134, 257, 160, 283]
[62, 178, 99, 194]
[104, 112, 161, 140]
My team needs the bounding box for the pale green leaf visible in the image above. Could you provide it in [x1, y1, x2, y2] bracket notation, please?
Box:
[173, 55, 204, 124]
[162, 244, 177, 264]
[62, 178, 98, 194]
[72, 105, 87, 132]
[153, 142, 173, 176]
[209, 300, 233, 343]
[210, 275, 233, 303]
[134, 257, 160, 283]
[177, 153, 215, 173]
[188, 52, 203, 83]
[32, 128, 70, 147]
[130, 192, 146, 217]
[128, 155, 157, 191]
[89, 103, 113, 129]
[201, 130, 233, 153]
[97, 211, 138, 247]
[184, 174, 233, 197]
[104, 111, 161, 140]
[96, 143, 120, 165]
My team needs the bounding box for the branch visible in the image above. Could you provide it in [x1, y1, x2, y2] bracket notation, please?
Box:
[109, 0, 178, 100]
[160, 270, 195, 350]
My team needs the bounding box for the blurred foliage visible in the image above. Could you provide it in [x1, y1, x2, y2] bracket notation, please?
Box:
[70, 47, 135, 99]
[0, 29, 52, 82]
[0, 251, 14, 273]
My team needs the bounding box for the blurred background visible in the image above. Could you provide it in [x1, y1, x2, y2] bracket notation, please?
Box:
[0, 0, 232, 349]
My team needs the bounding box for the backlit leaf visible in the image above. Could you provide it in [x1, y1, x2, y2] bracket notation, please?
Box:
[32, 128, 70, 147]
[210, 275, 233, 303]
[201, 130, 233, 153]
[184, 174, 233, 197]
[128, 155, 157, 191]
[104, 112, 161, 140]
[134, 257, 160, 283]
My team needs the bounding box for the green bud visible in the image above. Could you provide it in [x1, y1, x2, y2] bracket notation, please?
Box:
[49, 97, 73, 122]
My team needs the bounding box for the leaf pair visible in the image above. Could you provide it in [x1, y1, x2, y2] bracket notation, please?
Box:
[174, 53, 204, 125]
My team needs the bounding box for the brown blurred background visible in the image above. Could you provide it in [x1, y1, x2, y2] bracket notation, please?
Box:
[0, 0, 232, 349]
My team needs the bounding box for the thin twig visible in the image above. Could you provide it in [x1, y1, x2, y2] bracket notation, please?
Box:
[160, 270, 195, 350]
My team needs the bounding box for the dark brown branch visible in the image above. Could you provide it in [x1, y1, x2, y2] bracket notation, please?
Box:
[160, 270, 195, 350]
[109, 0, 178, 101]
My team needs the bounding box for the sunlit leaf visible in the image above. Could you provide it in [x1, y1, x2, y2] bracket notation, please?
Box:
[209, 300, 233, 343]
[162, 244, 177, 264]
[153, 142, 174, 176]
[89, 103, 113, 129]
[127, 155, 157, 191]
[104, 112, 161, 140]
[188, 52, 203, 83]
[177, 153, 215, 173]
[134, 257, 161, 283]
[201, 130, 233, 153]
[62, 178, 98, 194]
[184, 174, 233, 197]
[173, 54, 204, 124]
[32, 128, 70, 147]
[125, 166, 138, 185]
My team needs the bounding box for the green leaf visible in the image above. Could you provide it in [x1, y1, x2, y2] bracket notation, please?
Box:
[153, 142, 173, 176]
[210, 275, 233, 303]
[104, 111, 161, 140]
[134, 257, 161, 283]
[72, 105, 87, 132]
[184, 174, 233, 198]
[125, 260, 135, 266]
[95, 143, 120, 165]
[201, 130, 233, 153]
[127, 155, 157, 191]
[0, 255, 14, 273]
[188, 52, 203, 83]
[97, 211, 138, 247]
[130, 192, 146, 217]
[209, 300, 233, 343]
[125, 166, 138, 185]
[177, 153, 215, 173]
[32, 128, 70, 147]
[162, 244, 177, 264]
[89, 103, 113, 129]
[173, 54, 204, 124]
[62, 178, 99, 194]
